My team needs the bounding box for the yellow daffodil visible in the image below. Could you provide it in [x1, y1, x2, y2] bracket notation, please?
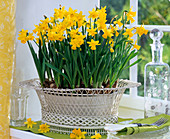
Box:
[126, 6, 136, 23]
[87, 39, 100, 50]
[72, 128, 82, 136]
[70, 128, 87, 139]
[33, 23, 48, 37]
[96, 19, 107, 30]
[54, 6, 66, 19]
[127, 14, 135, 23]
[91, 131, 102, 139]
[114, 17, 123, 27]
[127, 6, 136, 17]
[102, 28, 113, 39]
[69, 29, 79, 38]
[24, 118, 37, 128]
[110, 48, 114, 53]
[75, 33, 86, 45]
[115, 31, 119, 37]
[48, 31, 56, 41]
[135, 24, 148, 37]
[109, 40, 114, 47]
[19, 29, 28, 34]
[76, 11, 85, 22]
[70, 39, 79, 50]
[76, 11, 86, 28]
[95, 7, 107, 30]
[64, 15, 76, 29]
[55, 32, 66, 41]
[123, 28, 134, 37]
[18, 29, 28, 44]
[71, 45, 77, 50]
[40, 17, 50, 24]
[70, 133, 77, 139]
[88, 8, 99, 20]
[27, 33, 34, 41]
[67, 7, 78, 19]
[39, 22, 49, 32]
[33, 25, 39, 34]
[98, 6, 107, 19]
[57, 22, 67, 32]
[38, 123, 50, 133]
[132, 40, 141, 50]
[18, 29, 35, 44]
[110, 25, 119, 37]
[87, 28, 97, 36]
[49, 17, 55, 24]
[70, 33, 85, 50]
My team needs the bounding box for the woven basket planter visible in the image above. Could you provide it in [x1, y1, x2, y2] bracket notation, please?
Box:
[20, 79, 140, 135]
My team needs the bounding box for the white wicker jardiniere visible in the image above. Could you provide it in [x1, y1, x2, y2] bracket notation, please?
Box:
[20, 79, 140, 135]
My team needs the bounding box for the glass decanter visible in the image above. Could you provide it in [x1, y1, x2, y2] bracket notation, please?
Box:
[144, 29, 170, 118]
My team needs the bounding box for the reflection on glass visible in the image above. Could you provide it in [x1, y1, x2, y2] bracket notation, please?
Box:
[138, 32, 170, 96]
[100, 0, 129, 23]
[138, 0, 170, 25]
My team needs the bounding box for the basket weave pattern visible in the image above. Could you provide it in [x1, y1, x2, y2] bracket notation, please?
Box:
[20, 79, 140, 135]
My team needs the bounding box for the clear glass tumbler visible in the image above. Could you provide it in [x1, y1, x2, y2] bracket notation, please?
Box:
[10, 88, 28, 126]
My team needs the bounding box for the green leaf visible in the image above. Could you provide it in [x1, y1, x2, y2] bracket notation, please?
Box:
[46, 63, 71, 85]
[125, 58, 142, 69]
[27, 41, 43, 86]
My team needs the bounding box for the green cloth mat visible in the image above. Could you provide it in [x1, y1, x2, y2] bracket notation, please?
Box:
[10, 117, 131, 139]
[10, 121, 107, 139]
[117, 114, 170, 136]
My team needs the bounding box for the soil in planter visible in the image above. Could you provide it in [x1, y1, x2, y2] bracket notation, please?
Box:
[42, 79, 118, 94]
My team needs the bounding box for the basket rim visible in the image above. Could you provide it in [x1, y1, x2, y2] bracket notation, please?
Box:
[42, 120, 105, 129]
[19, 78, 141, 91]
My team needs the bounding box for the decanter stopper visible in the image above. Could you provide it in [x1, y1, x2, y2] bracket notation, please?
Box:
[149, 29, 164, 48]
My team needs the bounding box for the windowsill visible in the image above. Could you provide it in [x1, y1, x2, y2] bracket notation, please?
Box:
[120, 94, 144, 111]
[10, 128, 51, 139]
[118, 94, 144, 119]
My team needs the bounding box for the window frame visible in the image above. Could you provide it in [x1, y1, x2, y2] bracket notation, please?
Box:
[100, 0, 170, 110]
[129, 0, 170, 97]
[127, 0, 170, 110]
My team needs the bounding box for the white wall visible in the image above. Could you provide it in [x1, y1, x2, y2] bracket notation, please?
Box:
[16, 0, 99, 120]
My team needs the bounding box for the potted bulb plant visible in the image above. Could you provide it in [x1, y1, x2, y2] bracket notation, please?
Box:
[18, 6, 148, 135]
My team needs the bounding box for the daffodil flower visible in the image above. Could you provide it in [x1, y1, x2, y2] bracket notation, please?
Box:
[70, 128, 87, 139]
[123, 28, 134, 38]
[110, 48, 114, 53]
[135, 24, 148, 37]
[102, 28, 113, 39]
[114, 17, 123, 27]
[38, 123, 50, 133]
[88, 8, 99, 20]
[87, 28, 97, 37]
[24, 118, 37, 128]
[91, 131, 102, 139]
[126, 6, 136, 23]
[132, 40, 141, 50]
[54, 6, 66, 19]
[70, 133, 77, 139]
[87, 39, 100, 50]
